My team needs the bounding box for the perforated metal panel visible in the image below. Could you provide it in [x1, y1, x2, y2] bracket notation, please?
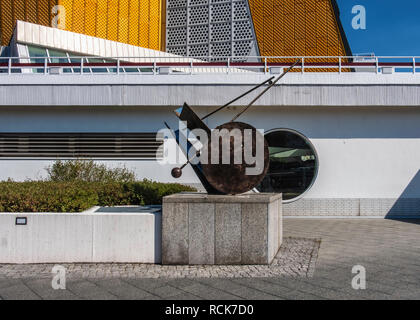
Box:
[166, 0, 260, 61]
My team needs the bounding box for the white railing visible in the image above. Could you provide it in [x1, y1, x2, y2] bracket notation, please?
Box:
[0, 56, 419, 75]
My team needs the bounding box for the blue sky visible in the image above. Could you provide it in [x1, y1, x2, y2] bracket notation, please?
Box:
[336, 0, 420, 56]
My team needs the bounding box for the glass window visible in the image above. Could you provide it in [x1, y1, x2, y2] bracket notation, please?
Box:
[257, 129, 318, 202]
[28, 46, 47, 73]
[68, 55, 91, 74]
[87, 58, 109, 73]
[47, 49, 72, 73]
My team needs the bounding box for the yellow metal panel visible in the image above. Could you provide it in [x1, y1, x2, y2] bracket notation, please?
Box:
[107, 0, 119, 41]
[283, 0, 294, 15]
[273, 39, 283, 57]
[283, 14, 294, 50]
[139, 0, 150, 48]
[263, 0, 273, 16]
[263, 15, 273, 55]
[0, 0, 162, 50]
[85, 0, 98, 37]
[294, 2, 305, 40]
[58, 0, 73, 30]
[316, 0, 327, 39]
[13, 0, 26, 22]
[26, 0, 39, 24]
[50, 0, 58, 25]
[161, 0, 166, 51]
[96, 0, 108, 39]
[296, 38, 305, 56]
[148, 0, 161, 50]
[128, 0, 140, 46]
[1, 0, 14, 45]
[249, 0, 349, 66]
[38, 0, 53, 27]
[72, 0, 86, 34]
[305, 9, 317, 40]
[118, 0, 129, 44]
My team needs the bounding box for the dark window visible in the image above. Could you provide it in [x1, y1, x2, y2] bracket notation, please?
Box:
[0, 133, 163, 159]
[257, 129, 318, 201]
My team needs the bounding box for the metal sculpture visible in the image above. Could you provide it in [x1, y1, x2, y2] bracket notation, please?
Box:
[167, 60, 301, 195]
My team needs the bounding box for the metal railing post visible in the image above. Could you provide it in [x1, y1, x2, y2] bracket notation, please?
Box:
[154, 60, 157, 75]
[44, 57, 48, 75]
[413, 57, 416, 74]
[117, 59, 120, 75]
[190, 59, 193, 75]
[376, 57, 379, 74]
[264, 57, 267, 74]
[339, 56, 342, 74]
[227, 57, 230, 74]
[301, 57, 304, 74]
[81, 58, 84, 75]
[8, 58, 11, 75]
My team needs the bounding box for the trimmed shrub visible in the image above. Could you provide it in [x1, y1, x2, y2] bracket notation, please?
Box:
[0, 180, 195, 213]
[46, 160, 136, 183]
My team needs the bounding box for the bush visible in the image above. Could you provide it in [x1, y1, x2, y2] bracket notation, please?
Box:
[46, 160, 136, 183]
[0, 180, 195, 213]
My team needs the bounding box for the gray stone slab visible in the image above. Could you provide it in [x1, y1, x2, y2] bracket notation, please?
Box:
[164, 193, 282, 203]
[162, 193, 283, 265]
[162, 202, 189, 265]
[241, 203, 268, 264]
[0, 283, 42, 300]
[65, 280, 118, 300]
[215, 203, 242, 265]
[92, 279, 157, 300]
[189, 203, 215, 265]
[24, 279, 80, 300]
[268, 199, 280, 263]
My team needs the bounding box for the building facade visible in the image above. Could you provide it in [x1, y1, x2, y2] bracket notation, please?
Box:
[1, 0, 349, 57]
[1, 2, 420, 218]
[166, 0, 350, 60]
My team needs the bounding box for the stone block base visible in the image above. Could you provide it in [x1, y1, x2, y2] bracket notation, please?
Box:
[162, 193, 282, 265]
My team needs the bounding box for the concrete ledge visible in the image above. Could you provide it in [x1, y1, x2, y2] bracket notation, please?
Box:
[164, 193, 283, 203]
[162, 193, 282, 265]
[283, 198, 420, 217]
[0, 206, 161, 264]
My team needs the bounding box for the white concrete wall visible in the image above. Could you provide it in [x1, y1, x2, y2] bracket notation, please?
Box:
[1, 105, 420, 213]
[211, 106, 420, 200]
[2, 75, 420, 107]
[0, 208, 162, 263]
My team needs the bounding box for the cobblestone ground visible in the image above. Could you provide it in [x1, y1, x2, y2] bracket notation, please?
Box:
[0, 237, 320, 279]
[0, 218, 419, 300]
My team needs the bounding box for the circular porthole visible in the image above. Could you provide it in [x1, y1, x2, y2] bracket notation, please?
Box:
[257, 129, 318, 203]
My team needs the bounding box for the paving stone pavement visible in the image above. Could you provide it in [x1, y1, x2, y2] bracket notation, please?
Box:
[0, 218, 419, 300]
[0, 237, 320, 279]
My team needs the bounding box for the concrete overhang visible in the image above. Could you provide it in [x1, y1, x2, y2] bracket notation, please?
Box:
[1, 73, 420, 107]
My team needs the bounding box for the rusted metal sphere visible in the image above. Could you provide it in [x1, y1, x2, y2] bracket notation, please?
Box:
[201, 122, 269, 195]
[171, 167, 183, 179]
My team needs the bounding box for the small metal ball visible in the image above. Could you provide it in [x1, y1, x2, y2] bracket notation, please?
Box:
[171, 167, 183, 179]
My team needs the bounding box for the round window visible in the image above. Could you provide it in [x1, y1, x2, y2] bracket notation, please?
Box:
[257, 129, 318, 202]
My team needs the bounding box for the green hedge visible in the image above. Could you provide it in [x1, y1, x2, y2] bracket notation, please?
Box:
[0, 180, 195, 213]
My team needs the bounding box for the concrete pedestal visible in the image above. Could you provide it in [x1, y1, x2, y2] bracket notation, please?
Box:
[162, 193, 282, 265]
